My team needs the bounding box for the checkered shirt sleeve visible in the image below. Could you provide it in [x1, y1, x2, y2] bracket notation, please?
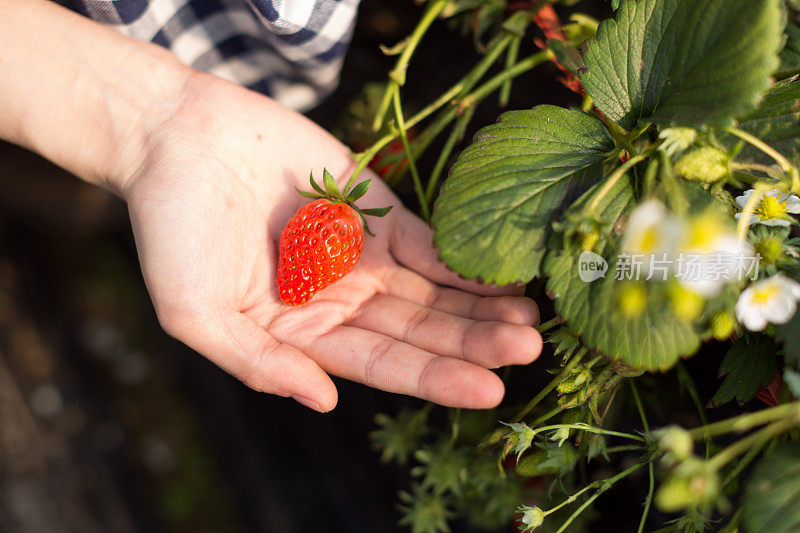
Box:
[63, 0, 360, 111]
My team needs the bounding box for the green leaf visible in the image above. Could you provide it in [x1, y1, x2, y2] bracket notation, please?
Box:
[708, 335, 777, 407]
[580, 0, 783, 130]
[545, 176, 701, 370]
[778, 24, 800, 79]
[370, 408, 429, 465]
[432, 106, 614, 285]
[741, 442, 800, 533]
[734, 79, 800, 169]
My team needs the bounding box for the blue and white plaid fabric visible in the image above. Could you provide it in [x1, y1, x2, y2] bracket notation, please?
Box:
[64, 0, 360, 110]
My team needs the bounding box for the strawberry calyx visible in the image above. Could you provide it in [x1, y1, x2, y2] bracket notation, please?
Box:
[295, 168, 392, 236]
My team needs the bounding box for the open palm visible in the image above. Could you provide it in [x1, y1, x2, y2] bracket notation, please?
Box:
[123, 74, 542, 411]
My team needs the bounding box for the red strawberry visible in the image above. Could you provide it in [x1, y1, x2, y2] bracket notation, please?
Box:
[277, 169, 392, 306]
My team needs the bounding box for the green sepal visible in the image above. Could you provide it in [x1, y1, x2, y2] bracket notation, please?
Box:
[309, 171, 326, 195]
[295, 187, 322, 200]
[360, 206, 393, 217]
[347, 179, 372, 202]
[322, 168, 342, 198]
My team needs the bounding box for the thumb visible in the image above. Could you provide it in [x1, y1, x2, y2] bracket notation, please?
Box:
[159, 307, 338, 412]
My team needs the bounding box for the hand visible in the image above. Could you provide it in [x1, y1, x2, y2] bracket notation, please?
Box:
[122, 73, 543, 411]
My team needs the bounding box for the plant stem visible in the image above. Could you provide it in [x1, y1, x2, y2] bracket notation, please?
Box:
[345, 42, 546, 192]
[530, 405, 563, 427]
[677, 362, 712, 459]
[536, 316, 564, 334]
[424, 105, 475, 201]
[721, 437, 767, 488]
[605, 444, 647, 454]
[725, 126, 800, 193]
[392, 90, 430, 221]
[685, 401, 800, 441]
[708, 417, 798, 471]
[585, 153, 650, 215]
[372, 0, 448, 131]
[460, 49, 554, 107]
[730, 161, 783, 176]
[533, 423, 646, 442]
[511, 347, 587, 422]
[628, 381, 653, 533]
[554, 462, 644, 533]
[499, 35, 521, 106]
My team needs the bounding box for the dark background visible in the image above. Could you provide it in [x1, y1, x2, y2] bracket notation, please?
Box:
[0, 1, 735, 532]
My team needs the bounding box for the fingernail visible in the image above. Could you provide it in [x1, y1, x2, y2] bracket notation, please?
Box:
[291, 395, 322, 412]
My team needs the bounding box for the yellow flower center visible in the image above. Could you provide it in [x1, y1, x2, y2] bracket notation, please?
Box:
[751, 284, 780, 305]
[638, 227, 659, 252]
[756, 237, 783, 264]
[683, 215, 725, 251]
[755, 195, 787, 220]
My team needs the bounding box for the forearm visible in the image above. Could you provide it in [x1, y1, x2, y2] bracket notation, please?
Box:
[0, 0, 192, 194]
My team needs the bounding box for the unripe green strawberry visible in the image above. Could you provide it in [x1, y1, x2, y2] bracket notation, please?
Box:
[515, 451, 552, 476]
[277, 169, 391, 306]
[675, 146, 729, 184]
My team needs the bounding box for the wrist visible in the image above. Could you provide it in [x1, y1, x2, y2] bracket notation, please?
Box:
[0, 0, 193, 196]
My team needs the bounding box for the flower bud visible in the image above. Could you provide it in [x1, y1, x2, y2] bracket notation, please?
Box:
[556, 366, 592, 394]
[675, 146, 729, 184]
[656, 460, 720, 512]
[518, 505, 544, 531]
[657, 426, 693, 460]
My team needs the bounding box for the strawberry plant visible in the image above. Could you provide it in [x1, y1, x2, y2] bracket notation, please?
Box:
[347, 0, 800, 531]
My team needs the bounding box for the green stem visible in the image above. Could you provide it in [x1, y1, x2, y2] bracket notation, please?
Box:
[392, 91, 430, 221]
[386, 106, 458, 186]
[628, 381, 653, 533]
[543, 483, 597, 516]
[605, 444, 647, 454]
[725, 126, 800, 193]
[685, 401, 800, 440]
[533, 423, 646, 442]
[460, 49, 554, 107]
[345, 39, 538, 192]
[722, 437, 768, 488]
[677, 362, 712, 459]
[708, 418, 798, 471]
[424, 106, 475, 200]
[372, 0, 448, 131]
[499, 35, 521, 106]
[585, 153, 650, 215]
[529, 405, 563, 427]
[536, 316, 564, 334]
[511, 347, 587, 422]
[554, 463, 644, 533]
[730, 161, 783, 176]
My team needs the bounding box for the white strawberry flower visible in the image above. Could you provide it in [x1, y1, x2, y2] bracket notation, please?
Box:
[674, 212, 753, 297]
[620, 200, 682, 278]
[735, 274, 800, 331]
[735, 188, 800, 227]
